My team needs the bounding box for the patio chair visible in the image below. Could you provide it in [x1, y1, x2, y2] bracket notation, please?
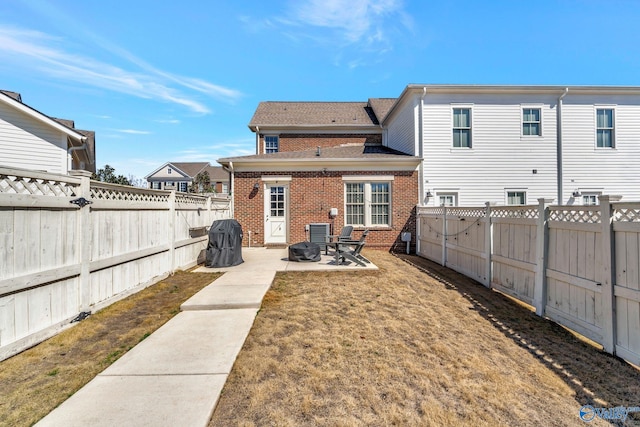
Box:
[326, 225, 354, 251]
[334, 230, 370, 267]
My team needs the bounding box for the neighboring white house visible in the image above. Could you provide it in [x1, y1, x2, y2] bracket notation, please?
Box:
[0, 90, 95, 174]
[382, 85, 640, 206]
[145, 161, 230, 194]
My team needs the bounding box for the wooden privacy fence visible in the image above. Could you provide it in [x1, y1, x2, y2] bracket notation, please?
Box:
[0, 167, 231, 360]
[416, 196, 640, 367]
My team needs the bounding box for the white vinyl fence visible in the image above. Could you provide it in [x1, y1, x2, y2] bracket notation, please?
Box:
[0, 167, 231, 360]
[417, 196, 640, 367]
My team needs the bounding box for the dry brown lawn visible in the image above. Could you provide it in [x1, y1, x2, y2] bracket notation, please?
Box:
[210, 251, 640, 426]
[0, 270, 220, 427]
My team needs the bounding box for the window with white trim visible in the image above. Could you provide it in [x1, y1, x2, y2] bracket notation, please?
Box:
[506, 191, 526, 205]
[438, 193, 457, 207]
[596, 108, 615, 148]
[582, 192, 601, 206]
[264, 135, 279, 153]
[453, 108, 471, 148]
[345, 181, 391, 227]
[522, 108, 541, 136]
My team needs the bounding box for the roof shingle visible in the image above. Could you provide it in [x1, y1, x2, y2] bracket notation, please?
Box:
[248, 102, 380, 128]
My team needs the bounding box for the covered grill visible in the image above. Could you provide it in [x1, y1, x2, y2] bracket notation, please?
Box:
[205, 219, 244, 267]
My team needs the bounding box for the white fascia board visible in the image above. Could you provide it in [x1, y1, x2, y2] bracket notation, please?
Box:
[248, 125, 382, 133]
[0, 92, 85, 142]
[228, 158, 421, 173]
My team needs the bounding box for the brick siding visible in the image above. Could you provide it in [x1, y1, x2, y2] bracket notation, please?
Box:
[258, 134, 382, 153]
[234, 170, 417, 252]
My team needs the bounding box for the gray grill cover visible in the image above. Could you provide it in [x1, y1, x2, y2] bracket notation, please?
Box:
[206, 219, 244, 267]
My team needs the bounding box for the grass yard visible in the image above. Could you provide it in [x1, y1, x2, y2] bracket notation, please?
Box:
[0, 270, 220, 427]
[210, 251, 640, 426]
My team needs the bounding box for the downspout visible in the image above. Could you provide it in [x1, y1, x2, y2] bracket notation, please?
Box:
[222, 162, 234, 217]
[255, 126, 260, 154]
[557, 88, 569, 204]
[419, 87, 427, 206]
[67, 142, 88, 171]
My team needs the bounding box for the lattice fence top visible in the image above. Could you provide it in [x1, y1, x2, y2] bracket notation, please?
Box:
[0, 173, 79, 197]
[548, 207, 601, 223]
[447, 207, 486, 218]
[418, 207, 444, 216]
[175, 194, 208, 206]
[91, 185, 170, 203]
[491, 206, 539, 219]
[614, 205, 640, 222]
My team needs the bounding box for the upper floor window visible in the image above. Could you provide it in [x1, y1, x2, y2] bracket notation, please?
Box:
[265, 136, 279, 153]
[583, 194, 598, 206]
[507, 191, 526, 206]
[453, 108, 472, 148]
[522, 108, 541, 136]
[596, 108, 615, 148]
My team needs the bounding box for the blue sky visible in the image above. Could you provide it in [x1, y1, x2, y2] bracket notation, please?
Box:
[1, 0, 639, 183]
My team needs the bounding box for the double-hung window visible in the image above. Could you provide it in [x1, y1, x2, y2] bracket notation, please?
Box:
[522, 108, 541, 136]
[596, 108, 615, 148]
[506, 191, 526, 205]
[453, 108, 472, 148]
[344, 179, 391, 227]
[264, 136, 279, 153]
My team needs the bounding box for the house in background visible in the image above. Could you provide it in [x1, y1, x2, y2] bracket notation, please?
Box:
[0, 90, 95, 174]
[218, 100, 421, 250]
[383, 85, 640, 207]
[145, 161, 230, 194]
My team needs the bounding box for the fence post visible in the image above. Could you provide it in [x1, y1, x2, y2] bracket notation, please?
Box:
[484, 202, 492, 288]
[533, 198, 553, 316]
[206, 195, 212, 225]
[169, 190, 176, 272]
[70, 171, 92, 312]
[599, 195, 621, 355]
[441, 204, 447, 267]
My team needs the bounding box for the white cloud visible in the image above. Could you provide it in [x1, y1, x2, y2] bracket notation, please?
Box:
[155, 119, 181, 124]
[116, 129, 152, 135]
[0, 25, 242, 113]
[283, 0, 412, 52]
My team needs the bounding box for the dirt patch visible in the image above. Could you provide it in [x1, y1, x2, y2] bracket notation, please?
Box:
[210, 251, 640, 426]
[0, 270, 220, 427]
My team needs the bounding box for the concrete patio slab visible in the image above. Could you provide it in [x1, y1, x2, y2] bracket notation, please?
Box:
[102, 309, 257, 376]
[181, 283, 271, 310]
[36, 374, 227, 427]
[200, 270, 277, 286]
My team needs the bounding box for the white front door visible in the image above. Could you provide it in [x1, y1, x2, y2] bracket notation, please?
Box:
[264, 184, 288, 244]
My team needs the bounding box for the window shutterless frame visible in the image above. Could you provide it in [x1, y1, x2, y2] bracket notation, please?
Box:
[595, 107, 615, 149]
[521, 106, 542, 137]
[452, 106, 472, 148]
[264, 135, 279, 153]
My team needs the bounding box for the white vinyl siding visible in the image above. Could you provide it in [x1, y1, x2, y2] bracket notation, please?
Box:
[385, 96, 419, 155]
[421, 93, 557, 206]
[562, 95, 640, 203]
[0, 101, 69, 174]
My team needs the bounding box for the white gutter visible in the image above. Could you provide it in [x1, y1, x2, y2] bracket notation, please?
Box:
[557, 88, 569, 203]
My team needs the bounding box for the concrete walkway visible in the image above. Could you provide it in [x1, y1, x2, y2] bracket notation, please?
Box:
[36, 248, 376, 427]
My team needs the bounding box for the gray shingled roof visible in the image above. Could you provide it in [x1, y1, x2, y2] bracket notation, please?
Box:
[367, 98, 396, 124]
[171, 162, 209, 177]
[248, 102, 380, 129]
[220, 144, 417, 162]
[205, 165, 229, 181]
[0, 90, 22, 102]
